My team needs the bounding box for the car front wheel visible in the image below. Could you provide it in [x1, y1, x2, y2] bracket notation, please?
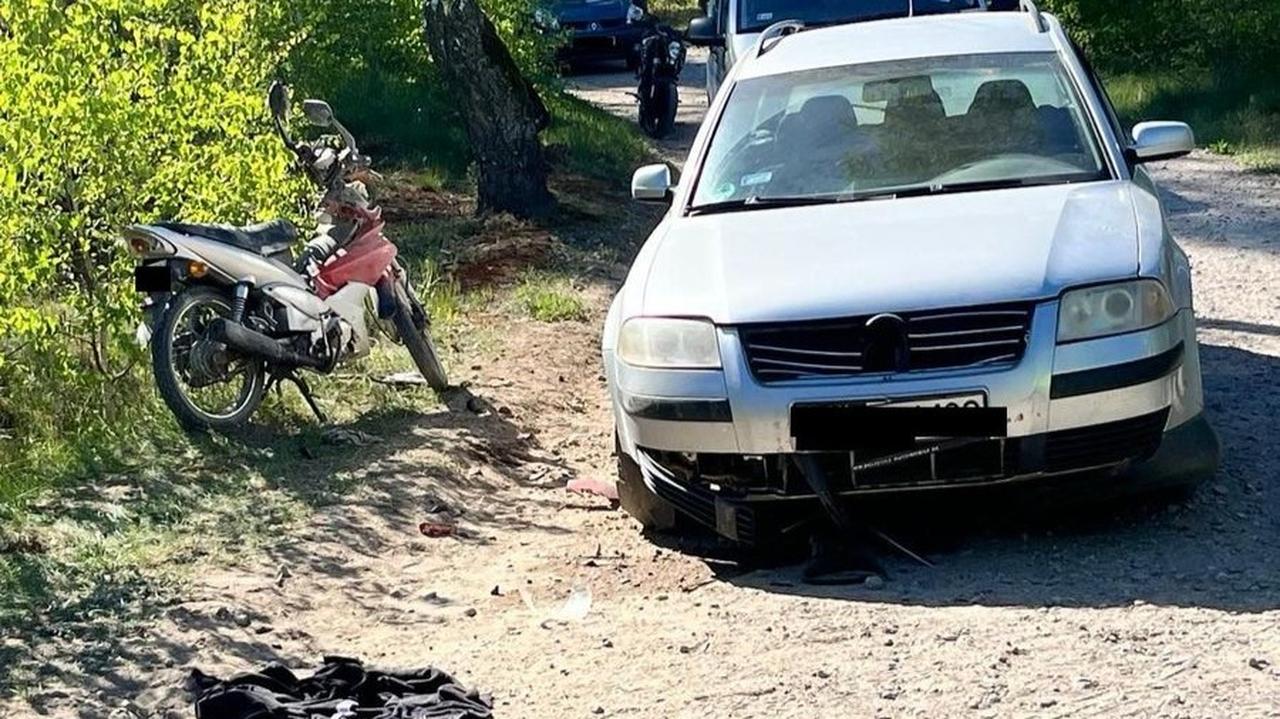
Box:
[615, 433, 678, 532]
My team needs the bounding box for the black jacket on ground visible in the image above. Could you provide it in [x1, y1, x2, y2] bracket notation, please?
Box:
[191, 656, 493, 719]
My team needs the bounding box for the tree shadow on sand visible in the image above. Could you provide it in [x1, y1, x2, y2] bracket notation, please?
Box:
[0, 384, 580, 703]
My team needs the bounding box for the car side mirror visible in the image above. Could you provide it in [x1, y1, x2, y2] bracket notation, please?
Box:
[1129, 121, 1195, 163]
[302, 99, 335, 127]
[267, 81, 291, 121]
[686, 16, 723, 47]
[631, 163, 674, 203]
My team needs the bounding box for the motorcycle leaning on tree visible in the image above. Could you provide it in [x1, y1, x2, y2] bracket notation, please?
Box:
[634, 23, 685, 138]
[126, 82, 449, 432]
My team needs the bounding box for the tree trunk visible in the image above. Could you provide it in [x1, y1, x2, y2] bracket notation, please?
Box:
[422, 0, 555, 218]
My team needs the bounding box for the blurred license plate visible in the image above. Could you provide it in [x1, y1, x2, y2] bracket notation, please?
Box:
[876, 393, 987, 409]
[134, 265, 171, 292]
[791, 393, 1002, 451]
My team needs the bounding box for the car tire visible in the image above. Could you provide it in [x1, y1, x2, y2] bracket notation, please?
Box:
[615, 433, 678, 532]
[1122, 414, 1219, 498]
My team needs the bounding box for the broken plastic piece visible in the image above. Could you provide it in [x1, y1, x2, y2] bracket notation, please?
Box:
[566, 477, 620, 504]
[418, 521, 455, 538]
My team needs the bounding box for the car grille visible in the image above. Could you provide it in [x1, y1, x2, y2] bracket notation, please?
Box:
[797, 439, 1019, 490]
[738, 302, 1033, 383]
[1043, 409, 1168, 473]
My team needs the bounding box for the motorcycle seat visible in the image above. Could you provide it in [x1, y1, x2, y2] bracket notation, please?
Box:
[154, 219, 298, 257]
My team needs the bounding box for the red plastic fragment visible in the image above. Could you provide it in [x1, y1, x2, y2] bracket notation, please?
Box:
[566, 477, 620, 502]
[418, 521, 456, 538]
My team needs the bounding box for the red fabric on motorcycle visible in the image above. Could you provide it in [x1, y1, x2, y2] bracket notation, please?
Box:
[313, 205, 396, 299]
[191, 655, 493, 719]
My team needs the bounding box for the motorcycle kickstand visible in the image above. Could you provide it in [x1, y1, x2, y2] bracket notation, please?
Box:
[269, 369, 328, 424]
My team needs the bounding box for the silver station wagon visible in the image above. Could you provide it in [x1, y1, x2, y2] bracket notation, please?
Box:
[602, 4, 1220, 544]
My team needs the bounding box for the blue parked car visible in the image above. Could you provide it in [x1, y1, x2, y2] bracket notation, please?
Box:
[538, 0, 653, 69]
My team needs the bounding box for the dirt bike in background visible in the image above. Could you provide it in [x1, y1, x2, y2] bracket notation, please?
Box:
[635, 23, 685, 138]
[126, 82, 448, 432]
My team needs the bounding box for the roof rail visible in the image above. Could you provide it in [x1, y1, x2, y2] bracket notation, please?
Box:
[755, 19, 805, 57]
[1020, 0, 1048, 33]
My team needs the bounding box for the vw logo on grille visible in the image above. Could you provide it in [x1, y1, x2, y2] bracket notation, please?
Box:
[863, 313, 909, 373]
[589, 21, 600, 30]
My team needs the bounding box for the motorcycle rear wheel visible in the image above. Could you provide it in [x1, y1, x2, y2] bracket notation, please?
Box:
[152, 287, 266, 432]
[391, 281, 449, 392]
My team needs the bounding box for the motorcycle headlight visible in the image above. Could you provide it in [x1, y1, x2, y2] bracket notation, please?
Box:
[1057, 279, 1175, 343]
[667, 40, 682, 61]
[626, 3, 645, 23]
[618, 318, 721, 369]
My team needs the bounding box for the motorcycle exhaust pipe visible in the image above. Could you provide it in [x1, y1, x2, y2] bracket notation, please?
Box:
[205, 318, 326, 369]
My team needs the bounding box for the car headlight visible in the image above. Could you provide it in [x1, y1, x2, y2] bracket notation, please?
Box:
[618, 318, 721, 368]
[1057, 279, 1175, 343]
[667, 40, 682, 61]
[626, 3, 645, 23]
[533, 8, 558, 30]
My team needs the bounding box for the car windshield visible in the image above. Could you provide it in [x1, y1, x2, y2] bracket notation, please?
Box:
[690, 53, 1108, 212]
[737, 0, 982, 34]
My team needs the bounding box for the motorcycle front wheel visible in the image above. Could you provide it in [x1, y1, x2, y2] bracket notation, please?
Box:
[640, 80, 678, 138]
[152, 287, 266, 432]
[391, 281, 449, 392]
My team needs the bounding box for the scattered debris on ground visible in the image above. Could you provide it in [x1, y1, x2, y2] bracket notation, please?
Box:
[375, 371, 430, 387]
[321, 427, 382, 446]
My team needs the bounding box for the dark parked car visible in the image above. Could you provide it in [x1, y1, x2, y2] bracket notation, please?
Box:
[539, 0, 652, 69]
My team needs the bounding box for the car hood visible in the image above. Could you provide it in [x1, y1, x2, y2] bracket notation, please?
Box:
[554, 0, 627, 22]
[639, 181, 1141, 324]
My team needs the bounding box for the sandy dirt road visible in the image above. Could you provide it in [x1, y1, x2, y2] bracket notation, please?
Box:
[6, 54, 1280, 719]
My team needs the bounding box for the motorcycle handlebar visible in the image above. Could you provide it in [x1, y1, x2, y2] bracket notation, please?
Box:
[295, 132, 370, 190]
[266, 84, 369, 187]
[330, 118, 359, 158]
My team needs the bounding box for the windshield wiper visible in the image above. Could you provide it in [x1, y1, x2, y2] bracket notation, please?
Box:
[687, 192, 894, 216]
[887, 174, 1102, 198]
[686, 174, 1102, 216]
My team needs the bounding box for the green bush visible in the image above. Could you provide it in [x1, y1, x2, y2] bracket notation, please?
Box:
[278, 0, 561, 175]
[271, 0, 648, 184]
[1041, 0, 1280, 76]
[1040, 1, 1280, 168]
[278, 0, 471, 174]
[1106, 70, 1280, 172]
[0, 0, 309, 507]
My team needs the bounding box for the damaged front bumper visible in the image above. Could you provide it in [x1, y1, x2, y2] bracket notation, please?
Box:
[607, 304, 1219, 543]
[629, 411, 1217, 544]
